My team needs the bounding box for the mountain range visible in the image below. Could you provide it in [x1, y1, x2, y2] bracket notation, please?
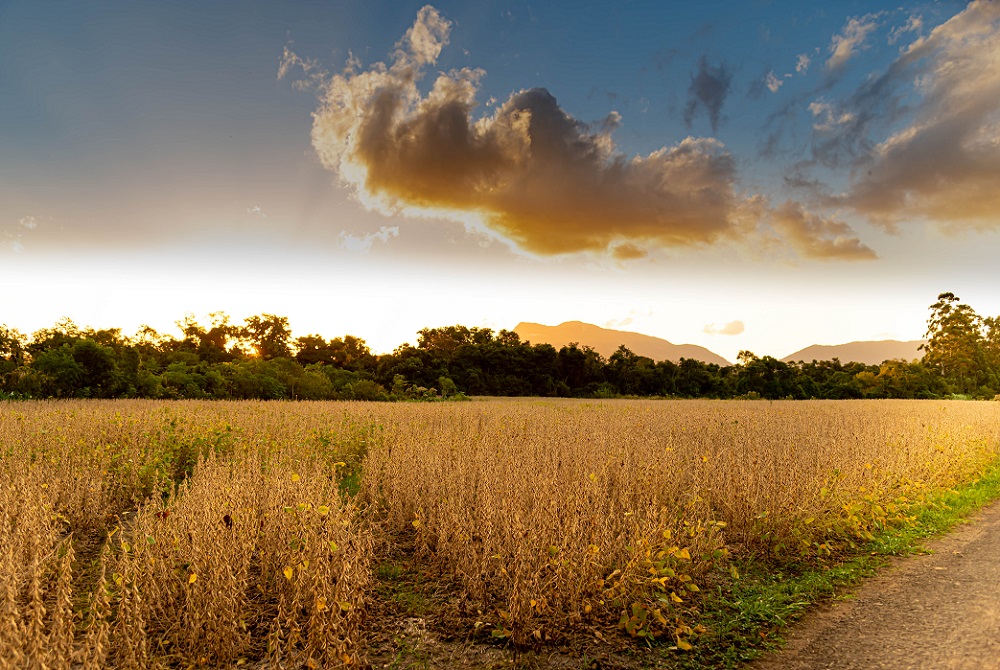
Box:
[780, 340, 925, 365]
[513, 321, 732, 366]
[513, 321, 925, 367]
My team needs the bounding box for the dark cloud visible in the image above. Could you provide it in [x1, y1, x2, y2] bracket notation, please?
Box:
[684, 56, 732, 133]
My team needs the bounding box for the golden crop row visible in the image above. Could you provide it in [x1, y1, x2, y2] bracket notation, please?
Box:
[1, 399, 998, 666]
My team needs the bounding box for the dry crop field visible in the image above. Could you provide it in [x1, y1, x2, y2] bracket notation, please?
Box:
[2, 398, 999, 668]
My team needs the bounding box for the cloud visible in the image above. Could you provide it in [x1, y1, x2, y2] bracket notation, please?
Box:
[295, 5, 880, 264]
[304, 6, 749, 259]
[795, 53, 811, 74]
[704, 320, 745, 336]
[765, 71, 783, 94]
[277, 45, 327, 91]
[769, 201, 877, 261]
[684, 56, 732, 132]
[834, 1, 1000, 231]
[808, 100, 855, 132]
[888, 15, 923, 45]
[339, 226, 399, 253]
[246, 205, 266, 218]
[826, 13, 883, 71]
[3, 215, 39, 253]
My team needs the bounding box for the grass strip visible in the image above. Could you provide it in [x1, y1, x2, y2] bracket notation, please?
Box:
[673, 458, 1000, 669]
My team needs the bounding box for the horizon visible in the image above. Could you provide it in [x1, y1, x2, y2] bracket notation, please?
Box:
[3, 1, 999, 362]
[1, 309, 933, 365]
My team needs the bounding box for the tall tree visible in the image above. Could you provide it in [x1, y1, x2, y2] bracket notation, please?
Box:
[920, 292, 984, 394]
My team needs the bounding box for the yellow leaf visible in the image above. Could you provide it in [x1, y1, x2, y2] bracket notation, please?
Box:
[674, 547, 691, 560]
[338, 601, 352, 612]
[283, 566, 293, 581]
[291, 473, 300, 482]
[588, 472, 597, 483]
[188, 573, 197, 584]
[662, 529, 672, 540]
[329, 541, 339, 552]
[315, 597, 327, 612]
[677, 639, 692, 651]
[686, 583, 700, 592]
[318, 505, 330, 516]
[412, 519, 421, 528]
[306, 658, 319, 669]
[670, 591, 683, 603]
[334, 461, 346, 468]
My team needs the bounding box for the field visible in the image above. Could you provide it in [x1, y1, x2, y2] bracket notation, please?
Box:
[2, 398, 999, 669]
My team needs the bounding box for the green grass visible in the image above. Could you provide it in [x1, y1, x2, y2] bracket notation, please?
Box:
[670, 458, 1000, 669]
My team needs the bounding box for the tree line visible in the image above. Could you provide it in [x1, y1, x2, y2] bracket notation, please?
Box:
[1, 293, 997, 401]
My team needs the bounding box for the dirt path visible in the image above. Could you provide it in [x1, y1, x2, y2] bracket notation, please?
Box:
[750, 500, 1000, 670]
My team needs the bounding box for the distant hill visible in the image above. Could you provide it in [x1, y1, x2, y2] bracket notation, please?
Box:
[513, 321, 732, 366]
[781, 340, 926, 365]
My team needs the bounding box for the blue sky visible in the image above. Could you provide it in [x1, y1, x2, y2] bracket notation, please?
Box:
[2, 1, 998, 362]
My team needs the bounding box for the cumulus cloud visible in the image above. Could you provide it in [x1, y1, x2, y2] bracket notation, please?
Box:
[304, 6, 749, 259]
[290, 5, 878, 263]
[826, 13, 883, 71]
[704, 320, 745, 336]
[834, 1, 1000, 231]
[684, 56, 732, 132]
[339, 226, 399, 253]
[247, 205, 266, 218]
[770, 201, 877, 261]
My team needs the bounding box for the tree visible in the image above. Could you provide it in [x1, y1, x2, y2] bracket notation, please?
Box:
[241, 314, 292, 360]
[920, 292, 984, 394]
[0, 325, 26, 368]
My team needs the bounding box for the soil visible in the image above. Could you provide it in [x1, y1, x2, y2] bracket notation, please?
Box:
[749, 499, 1000, 670]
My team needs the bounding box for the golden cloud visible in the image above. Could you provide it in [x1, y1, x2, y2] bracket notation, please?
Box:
[302, 5, 875, 262]
[771, 201, 877, 261]
[704, 320, 745, 336]
[307, 6, 744, 258]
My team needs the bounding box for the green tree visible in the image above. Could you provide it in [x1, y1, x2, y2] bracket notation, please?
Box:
[920, 292, 984, 394]
[241, 314, 292, 360]
[0, 325, 26, 369]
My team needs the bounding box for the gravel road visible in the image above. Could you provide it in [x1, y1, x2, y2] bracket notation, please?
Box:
[750, 500, 1000, 670]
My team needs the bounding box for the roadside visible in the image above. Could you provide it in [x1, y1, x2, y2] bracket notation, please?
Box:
[749, 498, 1000, 670]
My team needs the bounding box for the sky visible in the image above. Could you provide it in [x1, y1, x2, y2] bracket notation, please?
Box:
[2, 0, 999, 363]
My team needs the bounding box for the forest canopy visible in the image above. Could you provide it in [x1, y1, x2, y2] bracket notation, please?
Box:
[1, 294, 998, 401]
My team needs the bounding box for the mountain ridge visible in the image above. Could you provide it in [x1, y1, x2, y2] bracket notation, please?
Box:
[513, 321, 732, 366]
[780, 340, 926, 366]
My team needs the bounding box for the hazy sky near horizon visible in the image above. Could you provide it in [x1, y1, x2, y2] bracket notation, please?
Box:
[3, 0, 999, 363]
